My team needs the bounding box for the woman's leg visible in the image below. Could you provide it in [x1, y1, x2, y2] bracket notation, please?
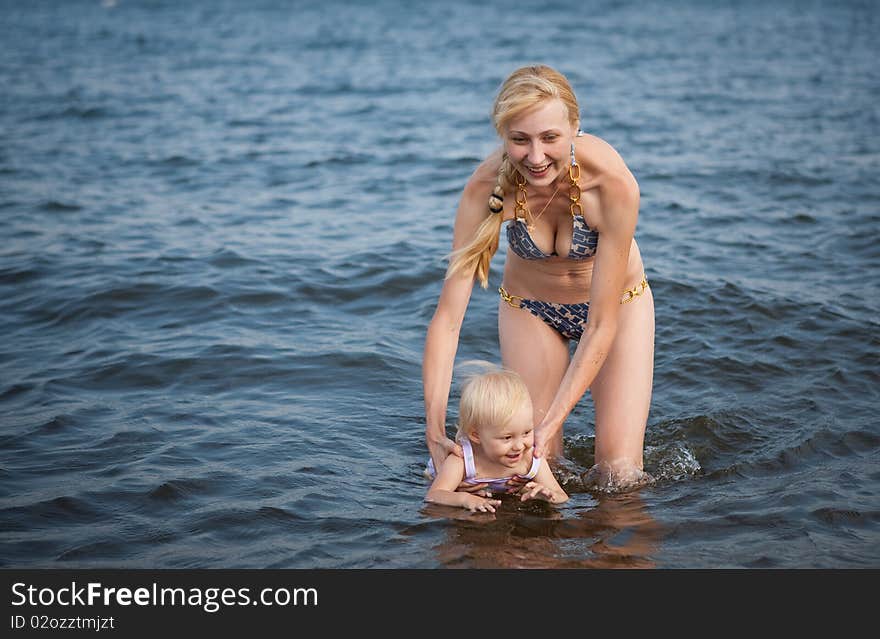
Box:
[498, 301, 571, 457]
[588, 287, 655, 487]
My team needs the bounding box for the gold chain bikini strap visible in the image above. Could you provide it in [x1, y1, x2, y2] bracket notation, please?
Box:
[514, 172, 529, 222]
[568, 151, 583, 219]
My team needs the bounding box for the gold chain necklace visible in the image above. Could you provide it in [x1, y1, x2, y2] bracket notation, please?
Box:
[515, 175, 563, 232]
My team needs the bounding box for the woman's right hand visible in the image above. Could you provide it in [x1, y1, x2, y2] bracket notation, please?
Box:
[427, 432, 462, 475]
[427, 433, 490, 495]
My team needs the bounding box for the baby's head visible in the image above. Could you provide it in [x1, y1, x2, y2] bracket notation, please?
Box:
[456, 364, 533, 444]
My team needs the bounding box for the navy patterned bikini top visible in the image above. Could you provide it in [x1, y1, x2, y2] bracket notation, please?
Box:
[506, 214, 599, 260]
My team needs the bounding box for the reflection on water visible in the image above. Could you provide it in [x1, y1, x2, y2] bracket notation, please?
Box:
[423, 491, 664, 569]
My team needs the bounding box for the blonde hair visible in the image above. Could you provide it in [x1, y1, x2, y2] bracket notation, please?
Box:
[455, 362, 531, 441]
[446, 65, 581, 288]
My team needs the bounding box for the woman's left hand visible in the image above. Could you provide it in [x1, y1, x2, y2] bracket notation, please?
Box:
[533, 422, 558, 459]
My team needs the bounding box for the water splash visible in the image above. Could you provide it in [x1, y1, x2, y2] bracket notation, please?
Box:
[555, 436, 701, 494]
[645, 441, 702, 482]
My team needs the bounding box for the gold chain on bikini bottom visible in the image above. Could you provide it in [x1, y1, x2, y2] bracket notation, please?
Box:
[499, 286, 523, 308]
[620, 277, 650, 304]
[499, 277, 649, 308]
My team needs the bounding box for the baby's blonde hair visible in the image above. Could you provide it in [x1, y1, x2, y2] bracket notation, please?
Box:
[455, 362, 532, 441]
[446, 65, 581, 288]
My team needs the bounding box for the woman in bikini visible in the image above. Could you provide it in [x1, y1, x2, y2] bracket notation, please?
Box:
[422, 64, 655, 492]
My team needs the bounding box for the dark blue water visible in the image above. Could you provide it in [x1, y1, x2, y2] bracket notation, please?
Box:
[1, 0, 878, 568]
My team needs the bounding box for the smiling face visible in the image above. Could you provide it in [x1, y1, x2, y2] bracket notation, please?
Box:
[503, 98, 578, 188]
[469, 398, 535, 470]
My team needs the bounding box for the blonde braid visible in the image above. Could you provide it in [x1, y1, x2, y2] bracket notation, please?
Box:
[445, 156, 519, 289]
[445, 211, 502, 289]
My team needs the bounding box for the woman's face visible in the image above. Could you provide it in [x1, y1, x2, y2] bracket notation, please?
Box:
[503, 98, 577, 188]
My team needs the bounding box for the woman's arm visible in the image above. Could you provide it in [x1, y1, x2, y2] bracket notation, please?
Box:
[423, 271, 474, 471]
[423, 162, 497, 471]
[533, 152, 640, 459]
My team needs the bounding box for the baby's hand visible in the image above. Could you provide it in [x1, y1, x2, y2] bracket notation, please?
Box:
[464, 494, 502, 513]
[519, 482, 557, 503]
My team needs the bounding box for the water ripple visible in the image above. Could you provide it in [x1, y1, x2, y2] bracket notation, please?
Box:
[1, 0, 877, 569]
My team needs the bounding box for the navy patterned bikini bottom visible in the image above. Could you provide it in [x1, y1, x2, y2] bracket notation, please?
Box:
[498, 278, 649, 341]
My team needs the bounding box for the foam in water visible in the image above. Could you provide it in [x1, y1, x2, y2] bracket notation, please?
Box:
[645, 441, 702, 483]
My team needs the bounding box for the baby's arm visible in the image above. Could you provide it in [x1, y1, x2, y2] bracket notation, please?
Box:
[426, 454, 502, 513]
[520, 458, 569, 504]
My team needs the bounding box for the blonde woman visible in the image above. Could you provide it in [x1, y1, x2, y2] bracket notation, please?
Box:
[423, 65, 654, 492]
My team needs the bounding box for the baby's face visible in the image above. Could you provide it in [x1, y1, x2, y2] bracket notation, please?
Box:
[475, 400, 534, 468]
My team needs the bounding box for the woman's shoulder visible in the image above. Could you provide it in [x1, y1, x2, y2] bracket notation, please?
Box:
[456, 147, 504, 215]
[575, 133, 638, 198]
[463, 147, 504, 194]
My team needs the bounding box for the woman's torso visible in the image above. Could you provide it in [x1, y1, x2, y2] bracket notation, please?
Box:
[502, 235, 644, 304]
[481, 136, 645, 303]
